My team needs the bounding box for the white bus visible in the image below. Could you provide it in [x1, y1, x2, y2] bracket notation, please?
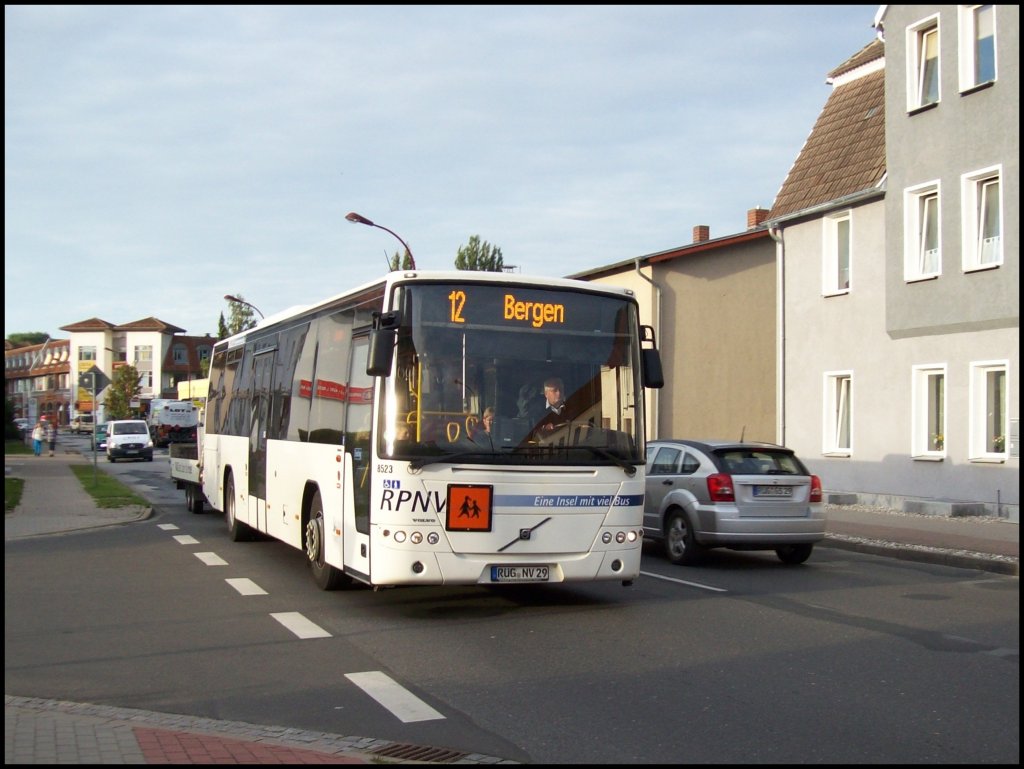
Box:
[202, 270, 663, 589]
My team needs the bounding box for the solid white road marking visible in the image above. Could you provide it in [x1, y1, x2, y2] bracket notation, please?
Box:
[174, 535, 199, 545]
[194, 552, 228, 566]
[640, 570, 728, 592]
[271, 612, 331, 639]
[345, 671, 445, 723]
[158, 524, 179, 530]
[226, 578, 267, 595]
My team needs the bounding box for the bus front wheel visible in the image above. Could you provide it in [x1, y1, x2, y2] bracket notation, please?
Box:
[306, 490, 348, 590]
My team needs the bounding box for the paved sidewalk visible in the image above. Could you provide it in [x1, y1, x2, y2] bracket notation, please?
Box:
[5, 447, 1017, 763]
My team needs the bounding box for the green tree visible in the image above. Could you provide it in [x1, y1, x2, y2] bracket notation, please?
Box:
[225, 294, 259, 335]
[217, 312, 229, 341]
[388, 249, 414, 271]
[104, 364, 142, 420]
[6, 332, 50, 347]
[455, 235, 504, 272]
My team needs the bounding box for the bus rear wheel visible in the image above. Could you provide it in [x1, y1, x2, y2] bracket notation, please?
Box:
[306, 490, 348, 590]
[224, 475, 250, 541]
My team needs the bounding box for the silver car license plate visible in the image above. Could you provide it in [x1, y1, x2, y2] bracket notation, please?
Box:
[754, 485, 793, 497]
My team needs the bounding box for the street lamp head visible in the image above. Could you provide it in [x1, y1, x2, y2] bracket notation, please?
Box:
[345, 212, 373, 226]
[345, 211, 416, 270]
[224, 294, 265, 320]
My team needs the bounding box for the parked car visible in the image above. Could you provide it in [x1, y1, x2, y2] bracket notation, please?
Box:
[91, 423, 109, 452]
[70, 414, 95, 434]
[105, 419, 154, 462]
[643, 439, 824, 565]
[14, 417, 30, 433]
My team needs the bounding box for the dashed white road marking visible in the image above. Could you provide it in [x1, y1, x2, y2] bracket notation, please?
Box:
[174, 535, 199, 545]
[345, 671, 445, 723]
[194, 552, 228, 566]
[640, 570, 728, 592]
[271, 612, 331, 639]
[158, 524, 179, 530]
[226, 578, 267, 595]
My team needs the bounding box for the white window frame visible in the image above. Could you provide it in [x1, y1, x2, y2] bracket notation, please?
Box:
[903, 180, 941, 281]
[958, 5, 997, 91]
[134, 345, 153, 363]
[961, 165, 1003, 271]
[822, 210, 852, 296]
[906, 15, 941, 111]
[912, 364, 946, 458]
[823, 371, 853, 456]
[969, 360, 1009, 461]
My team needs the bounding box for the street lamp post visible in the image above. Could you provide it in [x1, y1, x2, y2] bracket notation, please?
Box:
[345, 212, 417, 270]
[223, 294, 265, 320]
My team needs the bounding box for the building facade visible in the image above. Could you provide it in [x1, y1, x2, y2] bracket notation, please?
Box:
[768, 6, 1018, 518]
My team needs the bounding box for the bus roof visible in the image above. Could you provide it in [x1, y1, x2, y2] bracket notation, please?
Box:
[218, 269, 637, 348]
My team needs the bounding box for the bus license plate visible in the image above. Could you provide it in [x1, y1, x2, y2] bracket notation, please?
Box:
[490, 565, 550, 583]
[754, 485, 793, 497]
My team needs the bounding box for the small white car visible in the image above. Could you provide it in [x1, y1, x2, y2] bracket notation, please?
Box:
[106, 419, 154, 462]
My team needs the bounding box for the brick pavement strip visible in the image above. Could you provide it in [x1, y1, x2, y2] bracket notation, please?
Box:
[5, 696, 517, 764]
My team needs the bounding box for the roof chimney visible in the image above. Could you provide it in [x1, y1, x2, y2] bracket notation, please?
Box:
[747, 207, 769, 229]
[693, 225, 710, 243]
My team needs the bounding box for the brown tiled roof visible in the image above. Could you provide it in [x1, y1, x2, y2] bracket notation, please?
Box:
[769, 40, 886, 221]
[114, 317, 186, 333]
[829, 38, 884, 80]
[59, 318, 116, 332]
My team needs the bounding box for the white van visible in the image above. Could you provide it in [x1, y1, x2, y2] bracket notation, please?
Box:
[70, 414, 95, 434]
[106, 419, 154, 462]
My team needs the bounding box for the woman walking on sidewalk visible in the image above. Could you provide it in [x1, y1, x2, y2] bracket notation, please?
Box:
[31, 420, 45, 456]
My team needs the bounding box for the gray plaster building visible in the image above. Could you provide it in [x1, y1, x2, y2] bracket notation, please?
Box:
[768, 5, 1018, 518]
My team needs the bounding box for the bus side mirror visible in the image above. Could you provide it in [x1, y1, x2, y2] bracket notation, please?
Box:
[367, 311, 399, 377]
[640, 325, 664, 389]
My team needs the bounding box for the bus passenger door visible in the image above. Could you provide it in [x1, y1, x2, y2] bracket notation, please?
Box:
[343, 335, 372, 575]
[249, 348, 275, 531]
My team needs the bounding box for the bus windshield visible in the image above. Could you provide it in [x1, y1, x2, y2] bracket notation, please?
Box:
[378, 282, 643, 467]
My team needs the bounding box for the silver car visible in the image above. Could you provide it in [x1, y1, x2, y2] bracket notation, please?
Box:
[643, 439, 825, 565]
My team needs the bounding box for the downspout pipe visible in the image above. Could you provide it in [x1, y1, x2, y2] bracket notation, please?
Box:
[767, 225, 785, 446]
[635, 258, 661, 440]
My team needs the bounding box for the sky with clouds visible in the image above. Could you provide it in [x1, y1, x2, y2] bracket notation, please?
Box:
[5, 5, 879, 339]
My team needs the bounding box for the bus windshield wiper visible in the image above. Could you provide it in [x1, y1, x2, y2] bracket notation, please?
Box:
[577, 446, 637, 476]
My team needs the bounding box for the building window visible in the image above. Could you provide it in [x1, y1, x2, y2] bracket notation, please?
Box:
[969, 361, 1008, 460]
[907, 17, 940, 110]
[959, 5, 996, 90]
[823, 372, 852, 455]
[79, 346, 97, 362]
[135, 345, 153, 363]
[197, 346, 211, 362]
[912, 365, 946, 457]
[961, 166, 1002, 271]
[139, 370, 153, 389]
[823, 211, 852, 295]
[903, 181, 941, 281]
[173, 345, 187, 364]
